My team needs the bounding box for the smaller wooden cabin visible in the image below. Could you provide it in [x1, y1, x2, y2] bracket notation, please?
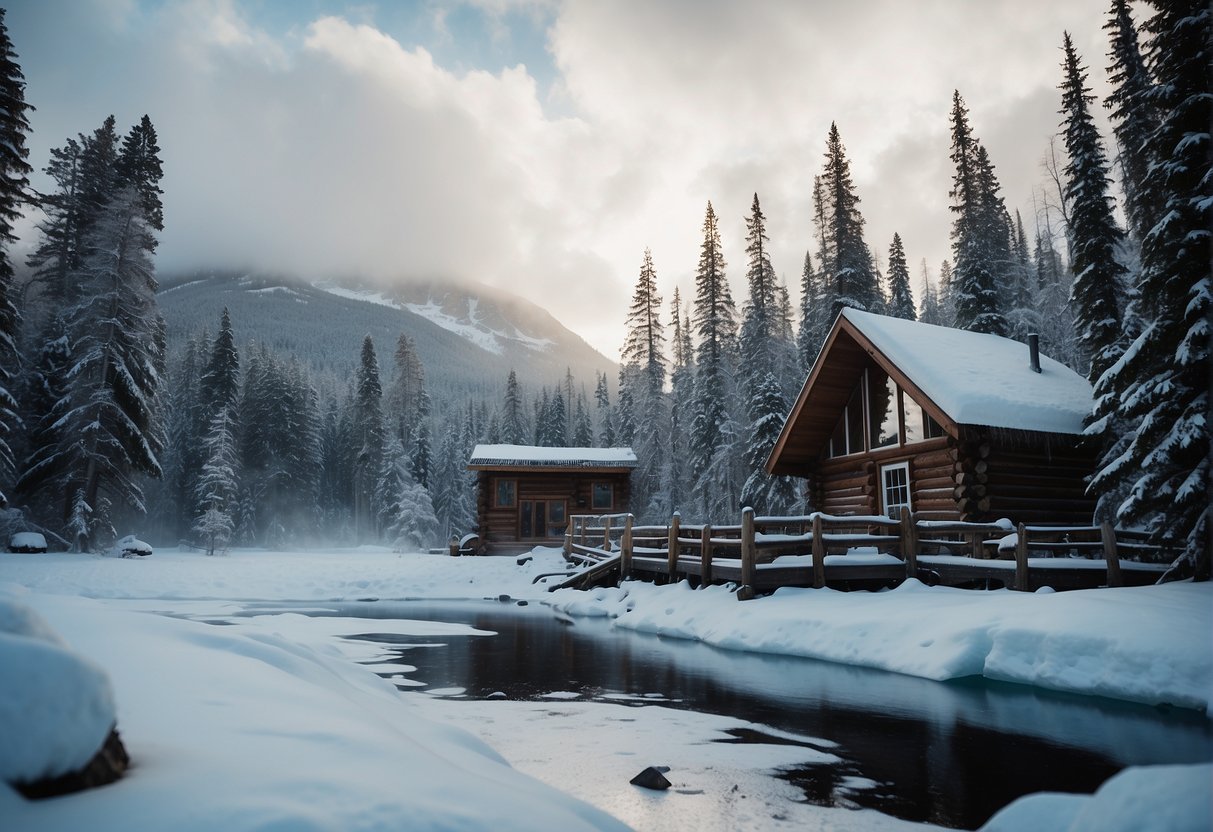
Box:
[468, 444, 637, 553]
[767, 309, 1097, 525]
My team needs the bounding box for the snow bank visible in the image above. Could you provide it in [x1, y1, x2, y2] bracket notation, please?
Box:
[979, 763, 1213, 832]
[551, 579, 1213, 711]
[0, 589, 626, 832]
[0, 596, 116, 783]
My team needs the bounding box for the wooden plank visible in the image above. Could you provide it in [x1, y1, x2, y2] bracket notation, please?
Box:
[667, 512, 681, 576]
[701, 524, 713, 585]
[1014, 523, 1029, 591]
[1102, 521, 1123, 588]
[811, 514, 826, 589]
[620, 514, 633, 581]
[740, 508, 756, 589]
[901, 510, 917, 577]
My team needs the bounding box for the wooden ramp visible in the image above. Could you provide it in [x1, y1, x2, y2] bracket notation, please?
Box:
[550, 554, 621, 591]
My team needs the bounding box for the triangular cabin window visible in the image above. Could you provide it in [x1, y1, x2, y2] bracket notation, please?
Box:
[824, 370, 945, 458]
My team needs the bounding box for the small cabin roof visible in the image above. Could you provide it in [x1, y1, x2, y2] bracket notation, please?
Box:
[468, 444, 638, 470]
[768, 309, 1094, 474]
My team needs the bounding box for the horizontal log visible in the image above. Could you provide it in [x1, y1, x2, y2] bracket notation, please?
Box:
[820, 473, 875, 492]
[988, 495, 1095, 512]
[992, 485, 1092, 501]
[983, 451, 1093, 466]
[986, 472, 1089, 489]
[957, 496, 992, 514]
[915, 464, 955, 480]
[830, 485, 874, 500]
[916, 487, 958, 503]
[915, 475, 956, 491]
[911, 449, 955, 470]
[914, 497, 959, 510]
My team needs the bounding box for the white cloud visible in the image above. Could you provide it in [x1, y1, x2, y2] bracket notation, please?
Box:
[11, 0, 1117, 359]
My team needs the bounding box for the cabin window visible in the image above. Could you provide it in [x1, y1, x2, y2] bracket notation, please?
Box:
[494, 478, 517, 508]
[591, 482, 614, 510]
[826, 384, 865, 458]
[868, 371, 899, 449]
[880, 462, 912, 519]
[903, 391, 945, 443]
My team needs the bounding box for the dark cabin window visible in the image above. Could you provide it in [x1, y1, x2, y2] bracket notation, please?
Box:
[828, 414, 847, 458]
[845, 384, 864, 455]
[495, 479, 517, 508]
[924, 412, 945, 439]
[903, 389, 926, 444]
[591, 482, 614, 510]
[868, 370, 899, 449]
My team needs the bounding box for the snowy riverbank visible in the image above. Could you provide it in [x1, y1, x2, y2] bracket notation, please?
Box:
[2, 547, 1210, 831]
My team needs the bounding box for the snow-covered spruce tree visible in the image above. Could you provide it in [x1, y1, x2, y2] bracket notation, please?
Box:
[1103, 0, 1159, 248]
[431, 427, 474, 540]
[409, 390, 433, 489]
[937, 259, 956, 326]
[656, 288, 693, 515]
[739, 373, 799, 515]
[948, 91, 1008, 336]
[1059, 33, 1127, 388]
[918, 260, 944, 325]
[157, 336, 204, 539]
[351, 335, 384, 540]
[620, 247, 666, 517]
[114, 115, 163, 248]
[593, 371, 614, 447]
[0, 8, 31, 507]
[796, 251, 828, 370]
[318, 393, 353, 533]
[199, 308, 239, 421]
[500, 369, 525, 445]
[376, 436, 439, 552]
[387, 333, 425, 447]
[572, 394, 593, 447]
[192, 407, 238, 555]
[57, 186, 166, 551]
[820, 124, 880, 320]
[1091, 0, 1210, 580]
[689, 200, 741, 518]
[1004, 210, 1041, 342]
[884, 233, 916, 321]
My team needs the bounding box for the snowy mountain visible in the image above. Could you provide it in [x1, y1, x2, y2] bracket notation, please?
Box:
[157, 272, 617, 399]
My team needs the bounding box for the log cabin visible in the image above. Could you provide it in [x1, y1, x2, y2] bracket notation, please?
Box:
[468, 444, 637, 553]
[766, 308, 1098, 524]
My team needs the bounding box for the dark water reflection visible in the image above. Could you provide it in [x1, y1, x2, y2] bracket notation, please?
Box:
[238, 599, 1212, 829]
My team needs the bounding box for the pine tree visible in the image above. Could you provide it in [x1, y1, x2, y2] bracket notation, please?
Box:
[937, 259, 956, 325]
[1091, 0, 1210, 579]
[689, 200, 741, 517]
[1005, 210, 1041, 342]
[948, 92, 1008, 336]
[572, 394, 593, 447]
[192, 407, 238, 555]
[884, 233, 916, 320]
[0, 9, 31, 505]
[1059, 32, 1127, 386]
[388, 334, 426, 446]
[351, 335, 384, 540]
[620, 247, 667, 516]
[821, 124, 879, 318]
[57, 186, 166, 550]
[199, 308, 240, 420]
[739, 373, 799, 515]
[918, 260, 944, 325]
[1103, 0, 1159, 247]
[114, 115, 163, 248]
[500, 369, 525, 445]
[739, 193, 787, 389]
[1034, 211, 1078, 368]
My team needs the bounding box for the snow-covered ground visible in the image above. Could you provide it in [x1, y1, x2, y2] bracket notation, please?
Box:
[2, 547, 1210, 831]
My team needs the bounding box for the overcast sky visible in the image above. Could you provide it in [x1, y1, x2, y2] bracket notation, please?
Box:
[7, 0, 1118, 359]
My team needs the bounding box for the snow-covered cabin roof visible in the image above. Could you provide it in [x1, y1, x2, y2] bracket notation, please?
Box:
[840, 309, 1093, 434]
[468, 444, 638, 470]
[768, 309, 1094, 475]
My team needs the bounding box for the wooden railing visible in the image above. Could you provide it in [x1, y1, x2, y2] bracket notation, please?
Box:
[564, 509, 1169, 593]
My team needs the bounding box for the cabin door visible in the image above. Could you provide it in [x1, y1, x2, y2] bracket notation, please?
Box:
[520, 499, 568, 540]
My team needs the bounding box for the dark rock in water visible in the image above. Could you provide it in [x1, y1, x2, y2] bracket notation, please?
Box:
[498, 594, 511, 603]
[15, 726, 130, 800]
[516, 555, 533, 566]
[630, 766, 672, 790]
[516, 600, 528, 606]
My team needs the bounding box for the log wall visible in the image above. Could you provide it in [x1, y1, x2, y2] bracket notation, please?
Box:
[474, 469, 633, 549]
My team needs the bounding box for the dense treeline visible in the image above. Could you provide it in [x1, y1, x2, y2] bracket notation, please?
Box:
[0, 4, 1204, 578]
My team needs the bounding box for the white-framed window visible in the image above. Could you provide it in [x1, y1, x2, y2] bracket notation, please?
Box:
[880, 462, 912, 519]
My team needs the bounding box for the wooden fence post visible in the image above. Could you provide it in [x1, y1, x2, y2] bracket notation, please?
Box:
[620, 514, 634, 580]
[563, 528, 572, 559]
[1101, 521, 1123, 588]
[1014, 522, 1030, 591]
[740, 508, 756, 590]
[667, 512, 681, 578]
[901, 511, 918, 578]
[971, 530, 984, 559]
[603, 516, 612, 551]
[700, 524, 713, 585]
[811, 513, 826, 589]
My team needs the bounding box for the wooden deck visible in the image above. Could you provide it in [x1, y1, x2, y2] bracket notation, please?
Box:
[554, 511, 1171, 594]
